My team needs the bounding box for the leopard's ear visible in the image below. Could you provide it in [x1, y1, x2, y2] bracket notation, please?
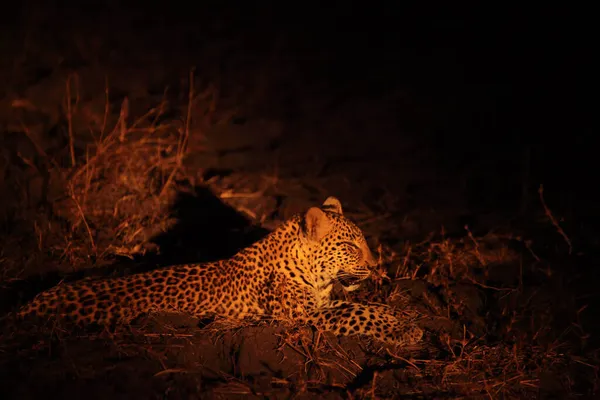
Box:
[322, 196, 343, 215]
[304, 207, 333, 242]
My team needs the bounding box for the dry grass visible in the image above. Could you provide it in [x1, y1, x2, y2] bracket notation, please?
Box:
[54, 72, 201, 263]
[0, 71, 215, 277]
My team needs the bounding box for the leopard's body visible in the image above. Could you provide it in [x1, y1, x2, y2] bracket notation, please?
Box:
[17, 197, 424, 346]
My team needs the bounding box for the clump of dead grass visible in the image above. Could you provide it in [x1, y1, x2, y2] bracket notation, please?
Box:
[0, 71, 224, 291]
[392, 230, 520, 286]
[56, 98, 185, 261]
[55, 73, 204, 264]
[0, 72, 212, 278]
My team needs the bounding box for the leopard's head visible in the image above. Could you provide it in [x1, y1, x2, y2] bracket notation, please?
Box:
[301, 197, 378, 287]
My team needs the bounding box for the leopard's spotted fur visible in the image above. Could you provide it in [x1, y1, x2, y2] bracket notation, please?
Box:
[17, 197, 423, 345]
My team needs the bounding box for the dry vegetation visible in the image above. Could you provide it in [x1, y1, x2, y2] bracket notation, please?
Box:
[0, 19, 598, 399]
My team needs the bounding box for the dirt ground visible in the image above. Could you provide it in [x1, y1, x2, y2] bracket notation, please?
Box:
[0, 3, 597, 399]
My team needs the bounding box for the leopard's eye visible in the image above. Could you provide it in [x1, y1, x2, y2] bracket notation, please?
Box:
[340, 241, 359, 249]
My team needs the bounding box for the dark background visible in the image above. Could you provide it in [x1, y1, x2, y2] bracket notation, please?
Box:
[1, 3, 595, 250]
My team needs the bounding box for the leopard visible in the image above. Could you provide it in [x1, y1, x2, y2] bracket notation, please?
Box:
[15, 197, 424, 346]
